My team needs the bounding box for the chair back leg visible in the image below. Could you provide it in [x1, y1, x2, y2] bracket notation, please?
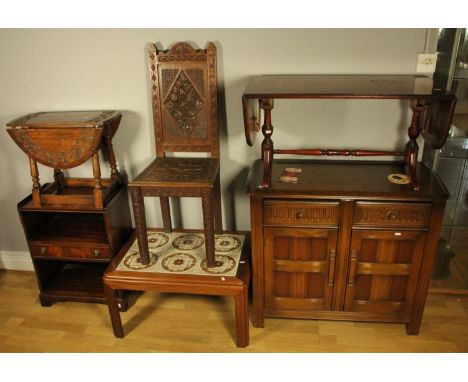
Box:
[160, 196, 172, 232]
[214, 172, 223, 234]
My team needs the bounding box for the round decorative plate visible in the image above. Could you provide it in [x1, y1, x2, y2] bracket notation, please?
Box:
[388, 173, 411, 184]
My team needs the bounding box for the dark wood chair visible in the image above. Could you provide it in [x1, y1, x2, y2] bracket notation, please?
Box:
[129, 41, 222, 268]
[103, 42, 250, 347]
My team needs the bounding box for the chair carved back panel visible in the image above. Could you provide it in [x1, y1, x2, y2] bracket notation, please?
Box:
[149, 42, 219, 157]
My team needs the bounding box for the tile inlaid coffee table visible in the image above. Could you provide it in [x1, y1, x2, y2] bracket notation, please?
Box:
[103, 229, 251, 347]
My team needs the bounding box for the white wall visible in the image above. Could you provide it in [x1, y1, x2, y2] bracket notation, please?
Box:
[0, 29, 432, 267]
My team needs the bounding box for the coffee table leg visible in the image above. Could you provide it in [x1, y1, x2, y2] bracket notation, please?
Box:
[234, 285, 249, 347]
[104, 284, 124, 338]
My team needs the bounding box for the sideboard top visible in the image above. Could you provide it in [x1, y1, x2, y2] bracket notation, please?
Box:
[247, 159, 449, 201]
[243, 75, 453, 100]
[6, 110, 121, 129]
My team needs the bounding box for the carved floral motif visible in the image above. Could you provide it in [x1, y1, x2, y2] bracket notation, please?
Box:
[164, 70, 204, 132]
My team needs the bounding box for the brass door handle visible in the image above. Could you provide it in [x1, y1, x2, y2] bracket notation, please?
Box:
[348, 250, 358, 285]
[328, 249, 336, 286]
[93, 250, 100, 258]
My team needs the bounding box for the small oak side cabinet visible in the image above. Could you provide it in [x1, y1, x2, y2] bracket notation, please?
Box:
[6, 111, 133, 308]
[248, 159, 448, 334]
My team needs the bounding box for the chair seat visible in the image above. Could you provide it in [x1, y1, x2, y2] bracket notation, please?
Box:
[130, 157, 219, 187]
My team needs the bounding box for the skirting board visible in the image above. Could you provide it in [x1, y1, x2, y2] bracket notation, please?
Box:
[0, 251, 34, 271]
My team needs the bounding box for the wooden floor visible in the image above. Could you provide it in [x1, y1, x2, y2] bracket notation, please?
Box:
[1, 269, 468, 352]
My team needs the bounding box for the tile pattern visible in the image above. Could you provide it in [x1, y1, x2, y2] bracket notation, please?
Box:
[116, 232, 244, 276]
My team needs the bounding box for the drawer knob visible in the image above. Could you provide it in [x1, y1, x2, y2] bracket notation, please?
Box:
[387, 211, 397, 221]
[93, 250, 101, 258]
[296, 210, 305, 219]
[40, 247, 47, 255]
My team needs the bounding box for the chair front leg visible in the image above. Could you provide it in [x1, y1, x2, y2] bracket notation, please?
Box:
[130, 187, 150, 265]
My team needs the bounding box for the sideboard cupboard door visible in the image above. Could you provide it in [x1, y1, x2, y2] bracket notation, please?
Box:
[264, 227, 338, 314]
[343, 230, 426, 321]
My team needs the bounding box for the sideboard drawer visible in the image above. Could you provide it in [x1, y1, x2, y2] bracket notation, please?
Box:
[353, 202, 432, 229]
[31, 244, 111, 260]
[69, 246, 111, 260]
[263, 200, 340, 227]
[31, 244, 65, 258]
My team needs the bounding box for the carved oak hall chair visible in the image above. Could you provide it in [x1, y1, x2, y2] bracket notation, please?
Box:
[103, 42, 250, 346]
[129, 41, 222, 268]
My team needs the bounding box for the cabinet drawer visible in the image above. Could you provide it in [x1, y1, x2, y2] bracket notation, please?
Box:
[263, 200, 339, 226]
[353, 202, 432, 229]
[31, 244, 111, 260]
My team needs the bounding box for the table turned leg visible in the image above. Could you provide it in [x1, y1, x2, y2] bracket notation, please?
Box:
[92, 151, 104, 208]
[201, 189, 216, 268]
[29, 157, 41, 208]
[104, 284, 124, 338]
[53, 169, 65, 192]
[260, 98, 274, 188]
[234, 284, 250, 347]
[104, 134, 120, 181]
[130, 187, 150, 265]
[406, 100, 424, 192]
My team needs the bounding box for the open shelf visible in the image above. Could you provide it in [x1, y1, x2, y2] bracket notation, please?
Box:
[27, 213, 108, 245]
[17, 184, 133, 307]
[43, 262, 107, 301]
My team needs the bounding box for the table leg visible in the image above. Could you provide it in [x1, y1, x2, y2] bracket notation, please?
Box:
[29, 157, 41, 208]
[260, 98, 274, 188]
[234, 284, 250, 347]
[406, 100, 423, 191]
[104, 284, 124, 338]
[92, 151, 103, 208]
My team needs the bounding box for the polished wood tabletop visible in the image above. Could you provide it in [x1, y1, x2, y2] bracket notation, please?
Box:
[243, 74, 452, 99]
[6, 110, 120, 128]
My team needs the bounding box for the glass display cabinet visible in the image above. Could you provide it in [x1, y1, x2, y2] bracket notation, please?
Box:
[424, 28, 468, 292]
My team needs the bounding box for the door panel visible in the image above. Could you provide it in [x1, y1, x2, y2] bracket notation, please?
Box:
[344, 230, 426, 319]
[264, 227, 338, 312]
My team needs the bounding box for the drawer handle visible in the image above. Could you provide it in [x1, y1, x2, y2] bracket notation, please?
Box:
[328, 249, 336, 286]
[348, 250, 358, 285]
[93, 250, 101, 258]
[296, 210, 305, 219]
[40, 247, 47, 255]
